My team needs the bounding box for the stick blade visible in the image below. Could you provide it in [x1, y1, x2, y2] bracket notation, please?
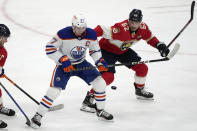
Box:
[49, 104, 64, 111]
[167, 43, 180, 59]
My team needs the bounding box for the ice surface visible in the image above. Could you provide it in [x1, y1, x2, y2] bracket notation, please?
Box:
[0, 0, 197, 130]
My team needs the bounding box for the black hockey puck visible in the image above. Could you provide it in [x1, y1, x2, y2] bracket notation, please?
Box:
[111, 86, 117, 90]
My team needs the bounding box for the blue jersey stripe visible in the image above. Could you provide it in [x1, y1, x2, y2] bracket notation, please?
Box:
[46, 51, 57, 55]
[95, 98, 106, 101]
[95, 91, 105, 94]
[44, 96, 53, 102]
[40, 102, 50, 109]
[46, 45, 55, 48]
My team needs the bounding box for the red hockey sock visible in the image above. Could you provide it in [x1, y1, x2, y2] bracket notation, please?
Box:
[90, 72, 114, 93]
[101, 72, 114, 85]
[90, 88, 95, 94]
[135, 83, 145, 88]
[131, 64, 148, 77]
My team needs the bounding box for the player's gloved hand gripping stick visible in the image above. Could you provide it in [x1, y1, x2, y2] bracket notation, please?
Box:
[74, 43, 180, 71]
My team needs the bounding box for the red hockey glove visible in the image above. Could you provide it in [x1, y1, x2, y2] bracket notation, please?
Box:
[59, 56, 74, 72]
[95, 57, 108, 72]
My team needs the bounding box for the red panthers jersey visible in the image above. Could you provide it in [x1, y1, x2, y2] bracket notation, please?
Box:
[94, 19, 159, 54]
[0, 46, 8, 67]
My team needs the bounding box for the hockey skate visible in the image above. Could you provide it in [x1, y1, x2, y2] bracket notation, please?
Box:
[80, 91, 96, 113]
[0, 120, 7, 128]
[30, 112, 42, 128]
[0, 106, 15, 116]
[96, 109, 113, 121]
[134, 83, 154, 100]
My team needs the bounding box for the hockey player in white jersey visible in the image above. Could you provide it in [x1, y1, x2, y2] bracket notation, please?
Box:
[30, 14, 113, 128]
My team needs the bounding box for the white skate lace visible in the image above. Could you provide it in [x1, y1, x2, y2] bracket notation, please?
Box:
[100, 110, 110, 117]
[33, 114, 42, 122]
[141, 88, 150, 95]
[89, 96, 94, 104]
[0, 120, 4, 124]
[0, 107, 10, 114]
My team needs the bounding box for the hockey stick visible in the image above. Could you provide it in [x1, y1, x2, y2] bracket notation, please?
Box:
[2, 75, 64, 111]
[167, 1, 195, 48]
[0, 82, 31, 126]
[74, 43, 180, 71]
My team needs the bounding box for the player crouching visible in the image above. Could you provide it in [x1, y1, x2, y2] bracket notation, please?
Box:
[30, 14, 113, 128]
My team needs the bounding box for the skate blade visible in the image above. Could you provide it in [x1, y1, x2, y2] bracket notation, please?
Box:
[48, 104, 64, 111]
[136, 96, 154, 100]
[98, 117, 114, 122]
[80, 105, 96, 113]
[30, 122, 40, 129]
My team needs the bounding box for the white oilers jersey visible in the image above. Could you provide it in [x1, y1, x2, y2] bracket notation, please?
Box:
[45, 26, 102, 65]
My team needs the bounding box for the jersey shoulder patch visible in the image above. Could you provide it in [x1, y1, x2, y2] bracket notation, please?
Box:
[139, 22, 149, 30]
[57, 26, 75, 39]
[85, 28, 97, 40]
[112, 20, 129, 34]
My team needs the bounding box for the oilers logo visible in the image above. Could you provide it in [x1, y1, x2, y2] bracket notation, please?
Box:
[70, 46, 86, 59]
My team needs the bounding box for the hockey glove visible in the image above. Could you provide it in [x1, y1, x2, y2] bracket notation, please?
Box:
[156, 42, 170, 57]
[0, 68, 4, 78]
[59, 56, 74, 72]
[95, 57, 108, 72]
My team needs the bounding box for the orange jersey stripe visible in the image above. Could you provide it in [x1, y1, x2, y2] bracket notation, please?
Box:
[95, 95, 106, 98]
[45, 48, 56, 51]
[42, 98, 52, 106]
[50, 65, 58, 87]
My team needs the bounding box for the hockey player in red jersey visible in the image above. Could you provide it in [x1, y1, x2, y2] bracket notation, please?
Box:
[80, 9, 170, 113]
[0, 24, 16, 128]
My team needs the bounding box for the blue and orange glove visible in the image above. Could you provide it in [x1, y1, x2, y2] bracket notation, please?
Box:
[59, 56, 74, 72]
[95, 57, 108, 72]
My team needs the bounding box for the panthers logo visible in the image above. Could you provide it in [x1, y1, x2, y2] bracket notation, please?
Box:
[70, 46, 86, 59]
[120, 42, 133, 51]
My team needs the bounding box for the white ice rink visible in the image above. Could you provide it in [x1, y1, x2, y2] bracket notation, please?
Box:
[0, 0, 197, 130]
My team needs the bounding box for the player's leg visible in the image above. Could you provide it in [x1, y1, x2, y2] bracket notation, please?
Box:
[131, 64, 153, 99]
[31, 65, 71, 128]
[91, 76, 113, 120]
[81, 49, 117, 113]
[78, 61, 113, 120]
[76, 60, 97, 113]
[100, 49, 117, 85]
[79, 52, 116, 113]
[0, 88, 15, 116]
[118, 49, 153, 100]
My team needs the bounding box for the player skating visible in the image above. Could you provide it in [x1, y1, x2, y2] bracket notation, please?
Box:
[81, 9, 170, 113]
[30, 14, 113, 128]
[0, 24, 16, 128]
